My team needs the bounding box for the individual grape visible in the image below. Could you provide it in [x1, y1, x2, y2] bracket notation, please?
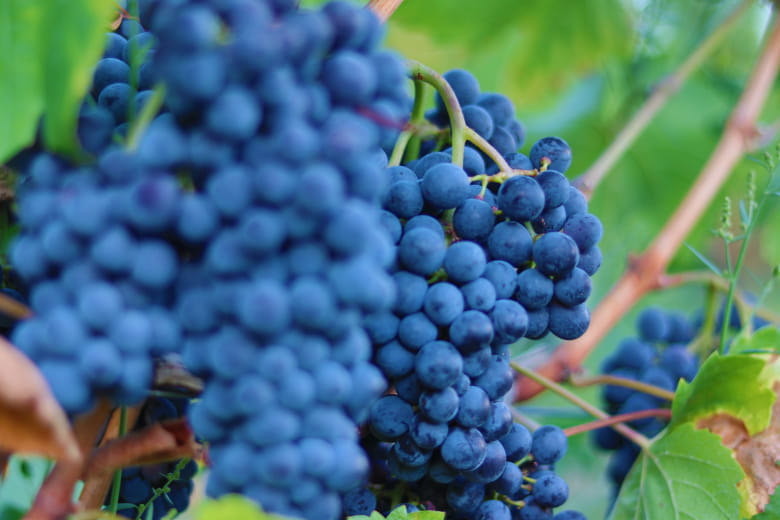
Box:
[563, 213, 603, 251]
[547, 303, 590, 340]
[453, 197, 496, 241]
[487, 221, 533, 267]
[440, 69, 481, 106]
[515, 268, 554, 310]
[443, 241, 487, 284]
[415, 340, 463, 390]
[531, 425, 568, 465]
[532, 232, 579, 277]
[463, 105, 495, 140]
[532, 472, 569, 508]
[530, 137, 572, 173]
[483, 260, 518, 299]
[497, 175, 545, 222]
[441, 427, 488, 471]
[461, 278, 497, 312]
[399, 227, 446, 276]
[553, 268, 592, 307]
[535, 170, 570, 209]
[420, 163, 470, 209]
[424, 283, 465, 326]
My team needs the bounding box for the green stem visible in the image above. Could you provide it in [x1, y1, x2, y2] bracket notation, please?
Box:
[719, 184, 769, 354]
[108, 406, 128, 515]
[126, 85, 166, 151]
[407, 60, 466, 167]
[388, 78, 428, 166]
[510, 361, 651, 449]
[570, 374, 676, 401]
[464, 127, 512, 172]
[134, 458, 190, 520]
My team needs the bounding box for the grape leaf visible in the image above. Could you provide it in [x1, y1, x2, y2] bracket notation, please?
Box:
[751, 487, 780, 519]
[0, 0, 114, 164]
[387, 0, 632, 105]
[195, 494, 292, 520]
[0, 1, 44, 164]
[349, 507, 444, 520]
[609, 424, 743, 520]
[670, 353, 774, 436]
[39, 0, 116, 157]
[730, 326, 780, 355]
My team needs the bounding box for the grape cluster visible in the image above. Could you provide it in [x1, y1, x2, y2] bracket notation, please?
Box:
[107, 396, 198, 520]
[593, 307, 699, 491]
[9, 147, 188, 413]
[127, 1, 409, 518]
[360, 70, 595, 518]
[79, 17, 160, 154]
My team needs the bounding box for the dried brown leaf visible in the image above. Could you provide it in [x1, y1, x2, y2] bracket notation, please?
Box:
[698, 381, 780, 514]
[0, 338, 79, 461]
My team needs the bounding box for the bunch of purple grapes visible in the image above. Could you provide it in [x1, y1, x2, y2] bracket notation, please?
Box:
[356, 68, 598, 519]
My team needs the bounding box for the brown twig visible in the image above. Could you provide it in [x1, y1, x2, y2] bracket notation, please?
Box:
[511, 362, 650, 449]
[563, 408, 673, 437]
[366, 0, 405, 22]
[575, 0, 753, 198]
[24, 400, 113, 520]
[84, 419, 202, 479]
[0, 292, 32, 321]
[78, 405, 144, 511]
[516, 14, 780, 402]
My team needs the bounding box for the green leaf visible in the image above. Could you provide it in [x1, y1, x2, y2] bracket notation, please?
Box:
[670, 353, 774, 436]
[408, 511, 445, 520]
[39, 0, 116, 157]
[730, 326, 780, 355]
[0, 1, 114, 164]
[348, 513, 387, 520]
[684, 243, 723, 276]
[0, 2, 45, 164]
[387, 0, 632, 105]
[195, 494, 296, 520]
[609, 424, 744, 520]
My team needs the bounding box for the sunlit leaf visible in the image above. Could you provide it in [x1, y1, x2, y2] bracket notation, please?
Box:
[671, 353, 774, 436]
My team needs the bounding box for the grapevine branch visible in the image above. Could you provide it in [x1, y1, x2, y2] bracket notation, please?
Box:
[569, 374, 676, 402]
[516, 15, 780, 402]
[366, 0, 405, 22]
[511, 362, 650, 449]
[576, 0, 753, 198]
[563, 408, 673, 438]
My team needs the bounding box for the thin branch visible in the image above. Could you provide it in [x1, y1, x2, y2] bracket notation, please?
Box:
[25, 400, 113, 520]
[563, 408, 673, 437]
[576, 0, 753, 198]
[0, 292, 32, 321]
[511, 361, 650, 449]
[516, 15, 780, 402]
[366, 0, 405, 23]
[570, 374, 676, 402]
[510, 407, 541, 432]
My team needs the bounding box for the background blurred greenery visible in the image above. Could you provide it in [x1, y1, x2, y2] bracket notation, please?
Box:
[374, 0, 779, 517]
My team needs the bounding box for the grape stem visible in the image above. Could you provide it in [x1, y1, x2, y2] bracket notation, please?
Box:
[107, 407, 128, 515]
[510, 361, 651, 449]
[569, 374, 676, 402]
[515, 15, 780, 402]
[388, 78, 428, 166]
[366, 0, 405, 22]
[407, 60, 467, 167]
[134, 458, 190, 520]
[0, 292, 32, 320]
[463, 127, 512, 172]
[575, 0, 753, 198]
[563, 408, 673, 438]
